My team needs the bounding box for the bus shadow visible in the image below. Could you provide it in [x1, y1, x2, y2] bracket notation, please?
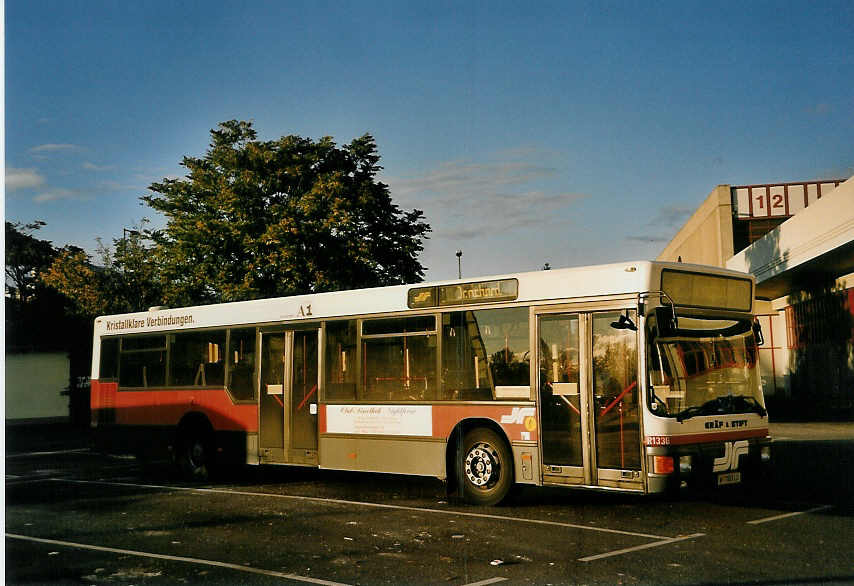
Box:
[676, 438, 854, 516]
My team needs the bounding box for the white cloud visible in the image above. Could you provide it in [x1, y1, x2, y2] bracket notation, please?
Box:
[623, 204, 694, 245]
[386, 155, 587, 241]
[98, 180, 143, 191]
[6, 167, 46, 191]
[29, 143, 84, 153]
[391, 159, 559, 201]
[33, 188, 85, 203]
[83, 162, 114, 171]
[646, 204, 694, 227]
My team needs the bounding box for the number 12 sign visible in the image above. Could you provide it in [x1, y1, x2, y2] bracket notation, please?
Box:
[732, 181, 842, 220]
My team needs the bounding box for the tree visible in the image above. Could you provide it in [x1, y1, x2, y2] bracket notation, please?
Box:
[5, 221, 56, 304]
[5, 221, 91, 392]
[41, 221, 163, 317]
[143, 120, 430, 305]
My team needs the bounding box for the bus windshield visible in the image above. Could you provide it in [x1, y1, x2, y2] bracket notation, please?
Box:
[646, 315, 766, 421]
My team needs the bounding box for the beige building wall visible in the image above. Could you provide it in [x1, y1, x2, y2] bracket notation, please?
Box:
[656, 185, 734, 267]
[5, 352, 70, 422]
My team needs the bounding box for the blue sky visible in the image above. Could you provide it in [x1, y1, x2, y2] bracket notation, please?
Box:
[6, 1, 854, 281]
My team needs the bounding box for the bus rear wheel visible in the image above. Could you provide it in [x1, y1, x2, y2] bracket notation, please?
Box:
[460, 428, 513, 506]
[176, 428, 213, 482]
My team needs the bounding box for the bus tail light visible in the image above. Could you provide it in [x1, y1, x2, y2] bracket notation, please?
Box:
[653, 456, 675, 475]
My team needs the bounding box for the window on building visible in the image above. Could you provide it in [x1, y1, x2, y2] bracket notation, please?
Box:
[785, 289, 854, 349]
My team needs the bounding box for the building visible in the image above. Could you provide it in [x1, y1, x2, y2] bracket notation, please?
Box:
[657, 176, 854, 418]
[5, 351, 71, 424]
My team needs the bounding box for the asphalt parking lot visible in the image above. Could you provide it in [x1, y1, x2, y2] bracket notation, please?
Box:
[5, 423, 854, 585]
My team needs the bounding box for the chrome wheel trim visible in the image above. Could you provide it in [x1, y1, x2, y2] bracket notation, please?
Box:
[464, 442, 499, 489]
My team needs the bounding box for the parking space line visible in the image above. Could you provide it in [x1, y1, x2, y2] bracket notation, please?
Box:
[6, 477, 54, 486]
[50, 478, 671, 540]
[578, 533, 705, 562]
[461, 578, 508, 586]
[746, 505, 833, 525]
[6, 448, 90, 459]
[6, 533, 350, 586]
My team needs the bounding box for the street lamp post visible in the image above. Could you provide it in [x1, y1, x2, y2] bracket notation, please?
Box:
[456, 250, 463, 279]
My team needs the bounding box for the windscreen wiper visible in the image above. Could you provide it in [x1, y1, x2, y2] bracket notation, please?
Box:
[732, 395, 767, 417]
[676, 395, 766, 422]
[675, 401, 716, 422]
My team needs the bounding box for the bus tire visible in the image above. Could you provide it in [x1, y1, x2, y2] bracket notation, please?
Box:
[460, 428, 513, 506]
[176, 426, 213, 482]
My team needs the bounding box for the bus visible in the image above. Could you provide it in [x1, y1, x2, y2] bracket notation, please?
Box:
[90, 260, 771, 504]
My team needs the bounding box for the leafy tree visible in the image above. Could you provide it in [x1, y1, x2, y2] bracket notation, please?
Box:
[41, 221, 163, 317]
[143, 120, 430, 305]
[5, 221, 89, 373]
[41, 247, 106, 316]
[5, 220, 56, 304]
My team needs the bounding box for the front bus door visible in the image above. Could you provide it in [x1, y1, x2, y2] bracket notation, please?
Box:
[258, 329, 319, 465]
[538, 310, 642, 489]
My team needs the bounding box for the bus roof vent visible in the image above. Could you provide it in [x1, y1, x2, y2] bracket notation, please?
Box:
[148, 306, 167, 312]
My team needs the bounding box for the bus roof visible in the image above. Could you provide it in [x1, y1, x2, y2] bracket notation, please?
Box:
[93, 260, 754, 336]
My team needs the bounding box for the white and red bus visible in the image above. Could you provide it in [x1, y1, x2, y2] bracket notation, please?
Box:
[91, 260, 771, 504]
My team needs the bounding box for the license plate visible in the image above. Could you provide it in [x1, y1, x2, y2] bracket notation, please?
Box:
[717, 472, 742, 486]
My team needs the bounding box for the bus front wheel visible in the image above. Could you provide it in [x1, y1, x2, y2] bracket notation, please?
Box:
[460, 428, 513, 506]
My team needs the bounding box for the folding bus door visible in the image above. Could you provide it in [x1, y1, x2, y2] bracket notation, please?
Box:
[590, 311, 642, 489]
[538, 310, 642, 490]
[538, 313, 586, 484]
[258, 329, 319, 465]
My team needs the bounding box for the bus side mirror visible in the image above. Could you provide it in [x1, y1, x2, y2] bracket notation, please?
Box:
[753, 321, 765, 346]
[655, 306, 679, 337]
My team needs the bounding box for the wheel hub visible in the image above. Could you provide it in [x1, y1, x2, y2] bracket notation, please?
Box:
[465, 443, 498, 487]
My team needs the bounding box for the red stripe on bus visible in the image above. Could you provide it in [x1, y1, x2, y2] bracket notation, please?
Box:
[432, 404, 539, 442]
[645, 428, 769, 446]
[318, 404, 327, 434]
[91, 380, 258, 432]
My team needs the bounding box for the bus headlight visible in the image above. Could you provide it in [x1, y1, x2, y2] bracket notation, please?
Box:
[679, 455, 693, 475]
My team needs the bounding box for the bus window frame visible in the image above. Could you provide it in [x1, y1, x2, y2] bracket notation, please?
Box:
[319, 305, 537, 404]
[112, 326, 260, 401]
[359, 313, 440, 403]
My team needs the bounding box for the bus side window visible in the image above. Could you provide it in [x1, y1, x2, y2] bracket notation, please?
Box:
[169, 330, 226, 387]
[119, 335, 167, 388]
[227, 328, 256, 401]
[361, 316, 437, 402]
[324, 320, 357, 401]
[441, 311, 491, 400]
[479, 307, 530, 393]
[99, 338, 120, 380]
